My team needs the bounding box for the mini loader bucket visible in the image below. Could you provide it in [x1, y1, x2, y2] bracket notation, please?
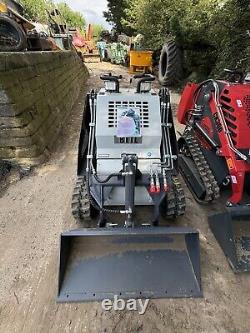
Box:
[57, 227, 202, 302]
[209, 206, 250, 272]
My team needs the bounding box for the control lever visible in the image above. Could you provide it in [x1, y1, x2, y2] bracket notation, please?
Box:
[224, 68, 244, 83]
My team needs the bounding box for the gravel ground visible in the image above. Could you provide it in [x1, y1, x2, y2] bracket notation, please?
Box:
[0, 62, 249, 333]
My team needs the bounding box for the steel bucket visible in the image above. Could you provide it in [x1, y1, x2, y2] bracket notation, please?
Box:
[57, 227, 202, 302]
[209, 206, 250, 272]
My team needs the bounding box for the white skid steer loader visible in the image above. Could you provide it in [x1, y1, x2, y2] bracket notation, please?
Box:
[57, 74, 202, 302]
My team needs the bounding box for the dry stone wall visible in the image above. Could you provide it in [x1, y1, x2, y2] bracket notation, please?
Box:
[0, 51, 89, 165]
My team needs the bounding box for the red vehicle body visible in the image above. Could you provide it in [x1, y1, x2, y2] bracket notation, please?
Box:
[178, 79, 250, 205]
[177, 73, 250, 272]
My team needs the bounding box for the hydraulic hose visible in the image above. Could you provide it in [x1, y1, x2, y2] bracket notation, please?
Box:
[93, 172, 121, 184]
[86, 171, 121, 214]
[192, 79, 248, 162]
[86, 93, 121, 215]
[160, 88, 172, 170]
[212, 80, 248, 161]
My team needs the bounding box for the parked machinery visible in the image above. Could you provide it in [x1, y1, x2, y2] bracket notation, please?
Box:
[0, 2, 73, 52]
[177, 69, 250, 272]
[0, 0, 34, 51]
[72, 24, 101, 63]
[57, 73, 202, 303]
[47, 8, 73, 51]
[129, 49, 153, 74]
[129, 35, 153, 74]
[82, 24, 100, 63]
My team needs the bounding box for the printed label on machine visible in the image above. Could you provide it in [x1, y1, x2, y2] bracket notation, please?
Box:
[231, 175, 238, 184]
[116, 107, 141, 138]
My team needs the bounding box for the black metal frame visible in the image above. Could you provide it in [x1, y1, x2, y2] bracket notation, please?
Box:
[77, 88, 179, 228]
[89, 158, 170, 227]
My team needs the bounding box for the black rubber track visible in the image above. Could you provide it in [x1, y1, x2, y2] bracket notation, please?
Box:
[178, 129, 220, 204]
[71, 176, 91, 223]
[160, 175, 186, 219]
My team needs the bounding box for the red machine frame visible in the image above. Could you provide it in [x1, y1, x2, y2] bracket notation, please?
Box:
[178, 81, 250, 205]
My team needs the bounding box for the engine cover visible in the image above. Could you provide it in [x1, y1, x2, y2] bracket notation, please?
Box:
[95, 88, 162, 174]
[219, 83, 250, 150]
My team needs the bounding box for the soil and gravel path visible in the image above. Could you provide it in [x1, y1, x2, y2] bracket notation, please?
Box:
[0, 62, 249, 333]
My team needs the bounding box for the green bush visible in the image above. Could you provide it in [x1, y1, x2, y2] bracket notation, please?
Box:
[19, 0, 85, 30]
[106, 0, 250, 79]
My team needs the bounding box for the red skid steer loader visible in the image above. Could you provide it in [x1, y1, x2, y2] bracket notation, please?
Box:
[177, 69, 250, 272]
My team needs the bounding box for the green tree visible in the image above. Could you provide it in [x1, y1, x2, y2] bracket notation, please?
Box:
[211, 0, 250, 75]
[124, 0, 171, 50]
[57, 2, 85, 31]
[19, 0, 52, 22]
[104, 0, 133, 35]
[124, 0, 250, 78]
[125, 0, 219, 50]
[19, 0, 86, 31]
[92, 24, 104, 40]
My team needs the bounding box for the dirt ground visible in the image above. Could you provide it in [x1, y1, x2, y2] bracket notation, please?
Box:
[0, 62, 250, 333]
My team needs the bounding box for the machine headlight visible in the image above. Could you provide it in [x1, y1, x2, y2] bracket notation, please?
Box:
[105, 81, 117, 92]
[245, 73, 250, 82]
[140, 82, 151, 93]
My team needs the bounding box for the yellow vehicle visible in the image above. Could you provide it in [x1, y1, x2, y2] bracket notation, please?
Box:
[0, 0, 34, 51]
[129, 50, 153, 74]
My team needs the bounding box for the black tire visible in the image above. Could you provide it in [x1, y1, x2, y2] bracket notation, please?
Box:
[104, 48, 112, 62]
[158, 41, 182, 86]
[0, 15, 27, 52]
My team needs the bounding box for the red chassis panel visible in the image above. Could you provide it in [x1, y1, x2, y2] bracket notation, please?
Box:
[208, 95, 250, 204]
[177, 83, 198, 125]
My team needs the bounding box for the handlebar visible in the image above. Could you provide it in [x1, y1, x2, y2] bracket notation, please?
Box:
[100, 73, 123, 81]
[224, 68, 244, 83]
[134, 73, 155, 80]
